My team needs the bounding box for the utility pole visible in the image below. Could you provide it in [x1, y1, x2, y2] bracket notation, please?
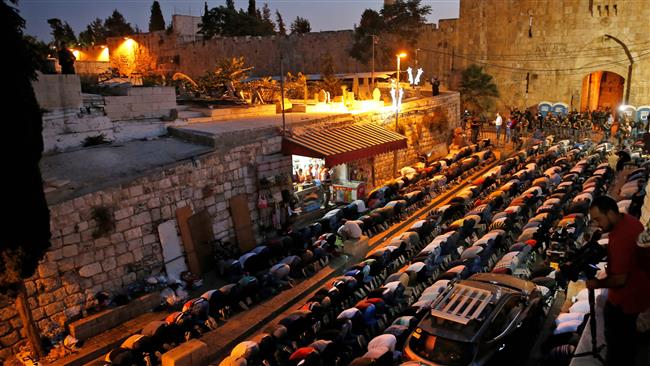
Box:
[371, 35, 377, 88]
[280, 53, 286, 135]
[396, 54, 401, 130]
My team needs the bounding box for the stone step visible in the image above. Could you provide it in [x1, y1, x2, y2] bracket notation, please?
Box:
[68, 292, 161, 341]
[178, 110, 206, 119]
[49, 311, 165, 366]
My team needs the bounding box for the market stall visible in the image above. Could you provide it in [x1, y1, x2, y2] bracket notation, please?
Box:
[284, 124, 407, 209]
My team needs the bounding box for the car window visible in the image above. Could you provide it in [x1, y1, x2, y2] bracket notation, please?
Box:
[485, 296, 523, 340]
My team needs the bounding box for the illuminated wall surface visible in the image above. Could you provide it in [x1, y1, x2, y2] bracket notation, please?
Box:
[105, 1, 650, 110]
[69, 45, 109, 62]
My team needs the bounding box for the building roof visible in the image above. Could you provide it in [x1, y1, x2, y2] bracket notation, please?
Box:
[281, 123, 407, 166]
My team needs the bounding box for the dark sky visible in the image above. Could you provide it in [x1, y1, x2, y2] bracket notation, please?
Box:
[18, 0, 460, 42]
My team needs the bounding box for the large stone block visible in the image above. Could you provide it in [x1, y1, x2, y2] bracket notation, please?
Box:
[79, 263, 102, 278]
[68, 292, 160, 341]
[101, 256, 117, 271]
[38, 262, 58, 278]
[117, 252, 135, 266]
[161, 339, 209, 366]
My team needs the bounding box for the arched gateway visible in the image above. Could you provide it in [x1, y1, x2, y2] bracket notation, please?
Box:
[580, 71, 625, 112]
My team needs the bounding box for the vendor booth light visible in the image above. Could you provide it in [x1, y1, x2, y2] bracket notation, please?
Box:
[618, 104, 632, 111]
[98, 46, 109, 62]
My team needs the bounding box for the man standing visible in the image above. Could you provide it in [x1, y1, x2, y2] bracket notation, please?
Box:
[57, 41, 76, 75]
[587, 196, 650, 366]
[430, 76, 440, 96]
[320, 167, 332, 208]
[494, 112, 503, 146]
[470, 116, 481, 144]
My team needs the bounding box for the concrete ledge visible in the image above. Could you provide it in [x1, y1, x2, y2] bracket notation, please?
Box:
[162, 339, 209, 366]
[68, 292, 160, 341]
[50, 311, 164, 366]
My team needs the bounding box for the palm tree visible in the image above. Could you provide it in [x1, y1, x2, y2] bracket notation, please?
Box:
[459, 64, 499, 114]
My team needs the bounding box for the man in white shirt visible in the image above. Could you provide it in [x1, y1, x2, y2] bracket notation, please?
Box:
[494, 112, 503, 146]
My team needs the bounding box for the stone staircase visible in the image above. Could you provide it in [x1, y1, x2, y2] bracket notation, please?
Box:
[175, 104, 278, 124]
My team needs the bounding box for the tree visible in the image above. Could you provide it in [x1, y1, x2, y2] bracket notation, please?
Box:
[247, 0, 257, 17]
[290, 16, 311, 34]
[199, 3, 275, 38]
[23, 35, 53, 73]
[149, 1, 166, 32]
[196, 57, 253, 97]
[226, 0, 235, 11]
[316, 53, 341, 96]
[262, 3, 272, 24]
[275, 10, 286, 35]
[2, 0, 52, 358]
[47, 18, 77, 47]
[78, 17, 106, 46]
[349, 9, 383, 64]
[459, 64, 499, 113]
[104, 9, 134, 38]
[350, 0, 431, 64]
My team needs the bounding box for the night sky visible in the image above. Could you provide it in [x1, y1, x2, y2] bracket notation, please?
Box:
[18, 0, 460, 42]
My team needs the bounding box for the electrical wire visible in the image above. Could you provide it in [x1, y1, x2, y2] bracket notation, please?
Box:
[439, 39, 650, 60]
[417, 47, 650, 74]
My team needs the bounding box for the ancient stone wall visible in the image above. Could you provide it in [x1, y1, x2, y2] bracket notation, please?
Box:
[0, 135, 290, 361]
[75, 61, 111, 75]
[104, 86, 177, 121]
[112, 1, 650, 112]
[39, 85, 179, 153]
[32, 73, 83, 111]
[107, 30, 365, 79]
[441, 0, 650, 110]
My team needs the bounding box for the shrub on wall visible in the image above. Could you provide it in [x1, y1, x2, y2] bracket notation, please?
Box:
[91, 206, 114, 238]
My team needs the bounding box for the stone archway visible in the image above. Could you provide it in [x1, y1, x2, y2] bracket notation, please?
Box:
[580, 71, 625, 112]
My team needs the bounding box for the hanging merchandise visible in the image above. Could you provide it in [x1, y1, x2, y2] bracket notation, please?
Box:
[258, 194, 268, 209]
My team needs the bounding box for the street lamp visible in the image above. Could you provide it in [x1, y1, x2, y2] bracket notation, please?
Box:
[395, 52, 407, 130]
[371, 35, 378, 88]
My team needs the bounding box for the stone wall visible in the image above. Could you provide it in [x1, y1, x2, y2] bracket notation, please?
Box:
[75, 61, 111, 75]
[442, 0, 650, 109]
[108, 1, 650, 112]
[0, 134, 290, 361]
[32, 73, 83, 111]
[107, 30, 364, 78]
[41, 108, 176, 153]
[104, 86, 177, 121]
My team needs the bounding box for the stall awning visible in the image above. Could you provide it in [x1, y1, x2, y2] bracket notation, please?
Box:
[282, 124, 407, 166]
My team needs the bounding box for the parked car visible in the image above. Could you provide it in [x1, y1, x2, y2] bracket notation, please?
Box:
[403, 273, 543, 366]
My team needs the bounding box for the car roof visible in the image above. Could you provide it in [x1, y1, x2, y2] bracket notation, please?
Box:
[468, 273, 538, 295]
[419, 279, 520, 342]
[419, 274, 540, 340]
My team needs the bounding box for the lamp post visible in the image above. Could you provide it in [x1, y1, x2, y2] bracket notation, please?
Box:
[395, 52, 407, 130]
[371, 35, 378, 88]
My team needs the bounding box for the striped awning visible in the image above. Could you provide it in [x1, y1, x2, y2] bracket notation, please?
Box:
[282, 124, 407, 166]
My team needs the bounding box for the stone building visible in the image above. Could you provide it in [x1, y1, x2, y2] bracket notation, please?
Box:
[420, 0, 650, 110]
